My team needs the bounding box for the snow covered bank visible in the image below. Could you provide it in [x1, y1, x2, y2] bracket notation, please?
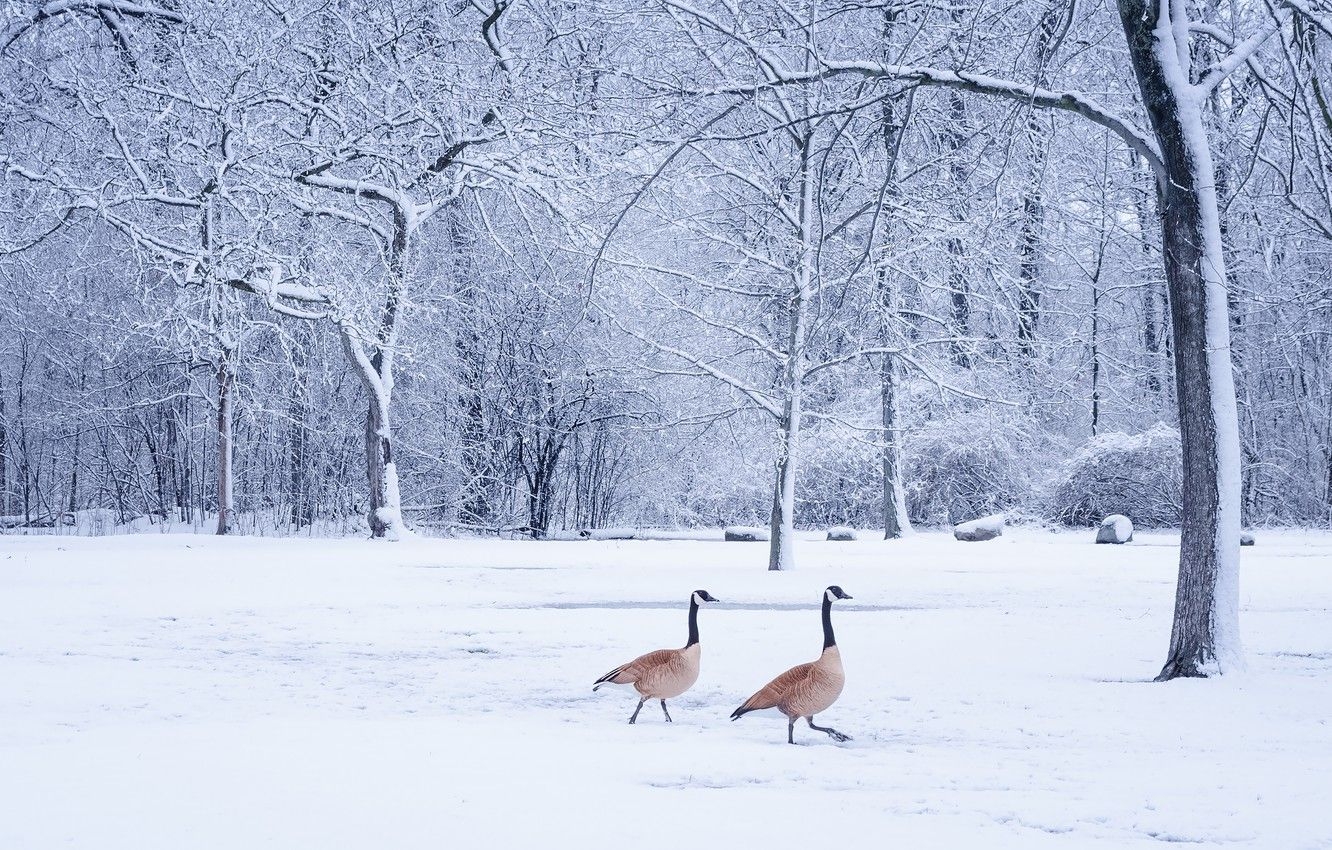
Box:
[2, 530, 1330, 848]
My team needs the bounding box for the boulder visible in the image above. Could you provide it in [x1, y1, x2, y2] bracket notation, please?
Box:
[953, 513, 1005, 542]
[1096, 514, 1134, 544]
[1240, 532, 1255, 547]
[724, 525, 770, 542]
[826, 526, 857, 541]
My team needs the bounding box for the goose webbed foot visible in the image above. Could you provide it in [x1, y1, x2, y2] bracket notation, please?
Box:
[808, 716, 851, 742]
[660, 699, 672, 722]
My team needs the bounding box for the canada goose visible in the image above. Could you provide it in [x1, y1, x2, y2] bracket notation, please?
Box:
[593, 589, 720, 723]
[731, 585, 853, 744]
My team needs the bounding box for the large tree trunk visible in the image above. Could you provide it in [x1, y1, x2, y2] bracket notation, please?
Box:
[1119, 0, 1243, 679]
[361, 378, 400, 539]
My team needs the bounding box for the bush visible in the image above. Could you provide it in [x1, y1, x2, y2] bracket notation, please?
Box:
[904, 415, 1042, 525]
[1050, 424, 1182, 527]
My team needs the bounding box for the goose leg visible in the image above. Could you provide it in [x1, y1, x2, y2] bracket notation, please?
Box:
[660, 700, 672, 722]
[807, 716, 851, 742]
[787, 716, 796, 745]
[629, 697, 647, 724]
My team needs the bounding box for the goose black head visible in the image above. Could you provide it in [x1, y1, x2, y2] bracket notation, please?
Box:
[692, 589, 720, 605]
[825, 585, 853, 602]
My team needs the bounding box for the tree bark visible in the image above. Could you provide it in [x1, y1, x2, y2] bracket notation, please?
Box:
[344, 208, 408, 540]
[1016, 3, 1062, 357]
[1118, 0, 1243, 679]
[945, 109, 971, 371]
[0, 363, 8, 517]
[215, 349, 234, 535]
[880, 339, 910, 538]
[767, 131, 814, 572]
[362, 380, 395, 539]
[287, 327, 311, 529]
[877, 12, 914, 540]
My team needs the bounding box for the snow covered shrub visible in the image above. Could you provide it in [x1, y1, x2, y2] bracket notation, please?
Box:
[797, 422, 881, 528]
[904, 416, 1042, 526]
[1050, 424, 1182, 527]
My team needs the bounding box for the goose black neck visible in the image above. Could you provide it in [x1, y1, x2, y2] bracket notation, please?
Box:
[822, 595, 836, 649]
[686, 598, 700, 647]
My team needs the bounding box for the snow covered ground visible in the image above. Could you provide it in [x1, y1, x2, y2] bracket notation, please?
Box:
[2, 529, 1330, 848]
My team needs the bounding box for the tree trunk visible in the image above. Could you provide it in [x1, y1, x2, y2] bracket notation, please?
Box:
[1091, 284, 1101, 435]
[361, 380, 399, 539]
[767, 388, 802, 571]
[876, 16, 914, 540]
[287, 328, 311, 529]
[1016, 3, 1061, 357]
[0, 363, 8, 517]
[944, 11, 972, 368]
[767, 131, 814, 572]
[1131, 154, 1170, 398]
[343, 208, 409, 540]
[1118, 0, 1243, 679]
[880, 343, 910, 538]
[215, 350, 234, 535]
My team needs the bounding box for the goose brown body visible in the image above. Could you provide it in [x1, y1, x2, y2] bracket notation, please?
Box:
[731, 586, 853, 744]
[732, 645, 844, 719]
[593, 590, 717, 723]
[596, 642, 701, 699]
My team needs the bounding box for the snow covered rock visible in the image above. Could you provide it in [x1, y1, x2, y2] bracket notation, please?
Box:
[1240, 532, 1255, 547]
[580, 528, 639, 540]
[724, 526, 769, 542]
[826, 526, 857, 541]
[953, 514, 1005, 542]
[1096, 514, 1134, 544]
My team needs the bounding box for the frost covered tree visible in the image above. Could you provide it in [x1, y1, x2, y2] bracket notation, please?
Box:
[642, 0, 1331, 675]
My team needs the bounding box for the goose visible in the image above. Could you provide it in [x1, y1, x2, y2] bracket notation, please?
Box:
[731, 585, 853, 744]
[593, 589, 720, 723]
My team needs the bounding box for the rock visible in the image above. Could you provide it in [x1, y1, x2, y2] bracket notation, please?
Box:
[724, 525, 769, 542]
[1096, 514, 1134, 544]
[953, 513, 1005, 542]
[581, 527, 640, 540]
[826, 526, 857, 541]
[1240, 532, 1255, 546]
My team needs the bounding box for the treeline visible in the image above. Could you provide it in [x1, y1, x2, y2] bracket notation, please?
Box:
[1, 0, 1330, 546]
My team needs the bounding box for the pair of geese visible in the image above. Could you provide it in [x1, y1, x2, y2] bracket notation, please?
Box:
[593, 586, 853, 745]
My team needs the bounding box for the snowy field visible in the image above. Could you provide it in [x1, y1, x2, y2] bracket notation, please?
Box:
[2, 529, 1331, 849]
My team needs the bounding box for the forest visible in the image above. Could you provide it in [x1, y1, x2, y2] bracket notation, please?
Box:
[2, 0, 1330, 553]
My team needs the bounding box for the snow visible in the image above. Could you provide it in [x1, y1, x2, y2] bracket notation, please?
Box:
[376, 461, 410, 541]
[3, 529, 1331, 848]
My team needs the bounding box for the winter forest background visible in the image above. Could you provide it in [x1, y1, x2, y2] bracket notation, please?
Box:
[3, 0, 1331, 545]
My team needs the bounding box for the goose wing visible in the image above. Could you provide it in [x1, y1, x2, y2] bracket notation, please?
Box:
[730, 661, 814, 719]
[593, 648, 677, 690]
